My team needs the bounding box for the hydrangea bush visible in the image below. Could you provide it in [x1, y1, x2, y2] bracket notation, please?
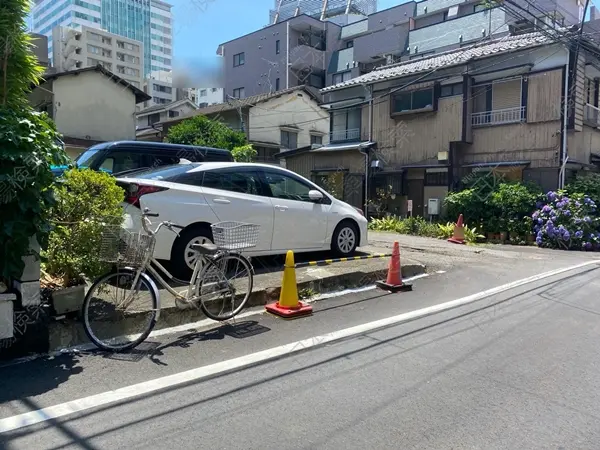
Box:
[532, 191, 600, 250]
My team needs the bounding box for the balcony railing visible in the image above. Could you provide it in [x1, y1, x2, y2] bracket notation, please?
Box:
[471, 106, 526, 127]
[330, 128, 361, 143]
[584, 103, 600, 127]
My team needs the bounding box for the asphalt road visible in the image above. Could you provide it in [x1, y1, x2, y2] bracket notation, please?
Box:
[1, 254, 599, 449]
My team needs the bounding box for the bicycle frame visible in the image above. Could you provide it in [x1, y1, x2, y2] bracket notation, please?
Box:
[117, 213, 242, 310]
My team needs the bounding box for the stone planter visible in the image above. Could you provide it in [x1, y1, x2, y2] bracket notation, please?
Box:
[0, 294, 16, 340]
[50, 284, 86, 316]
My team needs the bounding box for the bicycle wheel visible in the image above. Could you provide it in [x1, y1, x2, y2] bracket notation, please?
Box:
[82, 269, 158, 352]
[196, 253, 253, 321]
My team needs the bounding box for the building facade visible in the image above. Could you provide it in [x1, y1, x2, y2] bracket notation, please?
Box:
[277, 30, 600, 215]
[31, 0, 172, 77]
[196, 87, 224, 107]
[28, 65, 150, 159]
[51, 25, 143, 88]
[160, 85, 329, 164]
[218, 0, 583, 101]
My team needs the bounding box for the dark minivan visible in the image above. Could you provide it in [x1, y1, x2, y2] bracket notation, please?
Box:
[52, 141, 233, 177]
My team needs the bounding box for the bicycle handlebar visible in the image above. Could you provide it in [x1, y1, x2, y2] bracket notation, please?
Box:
[141, 208, 183, 236]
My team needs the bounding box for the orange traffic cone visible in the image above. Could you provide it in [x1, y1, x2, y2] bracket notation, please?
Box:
[448, 214, 466, 244]
[375, 241, 412, 293]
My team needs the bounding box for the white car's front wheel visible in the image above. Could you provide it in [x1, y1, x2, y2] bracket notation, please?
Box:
[332, 221, 359, 256]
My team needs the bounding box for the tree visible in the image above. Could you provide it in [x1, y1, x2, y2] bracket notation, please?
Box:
[0, 0, 44, 108]
[0, 0, 69, 282]
[166, 115, 247, 150]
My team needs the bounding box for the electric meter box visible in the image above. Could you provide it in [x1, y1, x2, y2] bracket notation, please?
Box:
[428, 198, 440, 215]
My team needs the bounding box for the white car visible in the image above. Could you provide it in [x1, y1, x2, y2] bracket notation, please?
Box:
[117, 162, 369, 278]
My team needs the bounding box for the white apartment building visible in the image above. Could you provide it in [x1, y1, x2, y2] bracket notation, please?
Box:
[141, 69, 173, 108]
[32, 0, 172, 77]
[196, 87, 223, 107]
[52, 25, 143, 88]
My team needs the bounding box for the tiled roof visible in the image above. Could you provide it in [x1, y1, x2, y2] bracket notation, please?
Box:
[39, 64, 151, 103]
[160, 85, 323, 125]
[137, 98, 197, 116]
[321, 31, 553, 93]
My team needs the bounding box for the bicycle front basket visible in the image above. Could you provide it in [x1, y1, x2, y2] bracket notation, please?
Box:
[99, 226, 156, 266]
[211, 221, 259, 251]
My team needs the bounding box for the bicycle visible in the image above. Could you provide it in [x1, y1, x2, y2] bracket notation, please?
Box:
[82, 208, 258, 352]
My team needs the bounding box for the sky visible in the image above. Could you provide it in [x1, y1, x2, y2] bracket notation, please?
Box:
[170, 0, 406, 62]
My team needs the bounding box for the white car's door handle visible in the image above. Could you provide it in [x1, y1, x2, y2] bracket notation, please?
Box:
[274, 205, 288, 211]
[213, 198, 230, 204]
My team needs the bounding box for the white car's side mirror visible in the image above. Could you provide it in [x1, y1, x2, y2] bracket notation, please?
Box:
[308, 189, 324, 202]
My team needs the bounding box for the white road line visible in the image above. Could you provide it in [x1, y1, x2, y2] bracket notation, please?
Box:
[0, 260, 597, 434]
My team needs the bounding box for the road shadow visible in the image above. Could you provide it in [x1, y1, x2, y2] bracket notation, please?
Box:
[0, 353, 83, 404]
[148, 320, 270, 366]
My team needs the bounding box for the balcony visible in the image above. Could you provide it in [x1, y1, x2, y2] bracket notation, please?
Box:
[584, 103, 600, 127]
[471, 106, 526, 127]
[289, 45, 325, 70]
[330, 128, 361, 143]
[340, 19, 368, 39]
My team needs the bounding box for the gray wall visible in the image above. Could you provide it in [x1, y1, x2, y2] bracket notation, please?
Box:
[220, 15, 339, 98]
[29, 33, 49, 68]
[221, 21, 288, 98]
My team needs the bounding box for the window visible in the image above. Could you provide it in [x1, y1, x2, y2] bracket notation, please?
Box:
[392, 88, 434, 114]
[233, 87, 245, 98]
[280, 130, 298, 149]
[199, 102, 208, 107]
[275, 78, 280, 91]
[332, 71, 352, 85]
[331, 108, 361, 142]
[425, 170, 448, 186]
[202, 170, 261, 195]
[440, 83, 463, 97]
[147, 113, 161, 126]
[346, 40, 354, 48]
[263, 172, 313, 202]
[103, 151, 146, 175]
[168, 110, 179, 118]
[310, 134, 323, 145]
[211, 88, 217, 92]
[276, 40, 280, 54]
[233, 52, 245, 67]
[200, 89, 207, 96]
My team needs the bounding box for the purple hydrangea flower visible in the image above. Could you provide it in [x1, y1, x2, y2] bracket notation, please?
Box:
[536, 201, 543, 208]
[536, 237, 543, 245]
[556, 201, 565, 209]
[537, 218, 543, 224]
[547, 192, 557, 201]
[584, 216, 592, 223]
[542, 205, 552, 213]
[585, 242, 593, 250]
[563, 231, 571, 240]
[575, 230, 583, 238]
[575, 201, 581, 207]
[563, 210, 571, 217]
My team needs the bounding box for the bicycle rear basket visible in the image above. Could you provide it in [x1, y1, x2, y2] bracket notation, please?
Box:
[99, 225, 156, 267]
[211, 222, 259, 251]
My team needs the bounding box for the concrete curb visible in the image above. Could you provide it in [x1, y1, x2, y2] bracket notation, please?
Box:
[48, 263, 426, 352]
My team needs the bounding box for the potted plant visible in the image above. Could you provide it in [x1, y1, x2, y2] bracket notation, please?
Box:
[42, 169, 124, 316]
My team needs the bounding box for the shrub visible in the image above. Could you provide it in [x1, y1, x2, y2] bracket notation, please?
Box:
[166, 115, 247, 150]
[0, 109, 69, 282]
[368, 216, 483, 243]
[42, 169, 125, 286]
[565, 173, 600, 204]
[444, 188, 494, 231]
[489, 183, 541, 236]
[231, 144, 257, 162]
[532, 190, 600, 250]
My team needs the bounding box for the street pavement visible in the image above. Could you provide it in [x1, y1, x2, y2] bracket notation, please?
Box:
[1, 247, 599, 449]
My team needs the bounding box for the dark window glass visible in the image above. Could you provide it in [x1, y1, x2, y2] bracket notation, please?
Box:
[264, 171, 312, 202]
[202, 170, 261, 195]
